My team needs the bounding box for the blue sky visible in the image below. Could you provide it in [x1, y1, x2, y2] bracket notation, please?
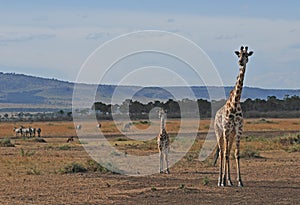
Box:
[0, 1, 300, 88]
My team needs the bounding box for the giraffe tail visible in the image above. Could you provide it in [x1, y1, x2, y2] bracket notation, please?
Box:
[213, 146, 219, 167]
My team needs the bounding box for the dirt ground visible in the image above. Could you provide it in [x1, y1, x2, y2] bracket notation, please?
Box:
[0, 119, 299, 204]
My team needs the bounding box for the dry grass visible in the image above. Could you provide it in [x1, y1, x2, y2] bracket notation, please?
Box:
[2, 118, 300, 138]
[0, 119, 300, 204]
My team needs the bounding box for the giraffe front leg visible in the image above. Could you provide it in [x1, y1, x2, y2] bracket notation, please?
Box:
[227, 138, 234, 186]
[218, 147, 224, 186]
[235, 134, 244, 187]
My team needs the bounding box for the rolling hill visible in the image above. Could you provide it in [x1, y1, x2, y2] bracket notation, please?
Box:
[1, 72, 300, 112]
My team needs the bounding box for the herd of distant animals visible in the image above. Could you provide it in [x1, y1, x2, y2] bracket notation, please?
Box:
[13, 126, 41, 138]
[11, 46, 253, 187]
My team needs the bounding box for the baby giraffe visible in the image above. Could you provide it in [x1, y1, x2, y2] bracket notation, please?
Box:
[157, 108, 170, 174]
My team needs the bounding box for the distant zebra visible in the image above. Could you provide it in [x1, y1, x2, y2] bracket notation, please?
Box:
[30, 128, 36, 137]
[37, 128, 41, 137]
[13, 127, 23, 137]
[22, 127, 31, 138]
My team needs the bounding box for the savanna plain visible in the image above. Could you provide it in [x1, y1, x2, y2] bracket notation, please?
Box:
[0, 118, 299, 204]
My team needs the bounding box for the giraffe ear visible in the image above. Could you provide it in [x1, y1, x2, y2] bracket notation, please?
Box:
[248, 51, 253, 56]
[234, 51, 240, 56]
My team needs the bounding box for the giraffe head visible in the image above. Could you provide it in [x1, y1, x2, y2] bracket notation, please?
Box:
[235, 46, 253, 67]
[158, 108, 167, 119]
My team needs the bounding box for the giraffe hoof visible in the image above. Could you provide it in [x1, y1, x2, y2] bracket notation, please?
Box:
[217, 180, 222, 187]
[218, 182, 225, 187]
[165, 169, 170, 174]
[227, 180, 233, 186]
[159, 171, 164, 174]
[238, 181, 244, 187]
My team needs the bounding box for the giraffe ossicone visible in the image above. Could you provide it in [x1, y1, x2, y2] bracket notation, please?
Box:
[214, 46, 253, 187]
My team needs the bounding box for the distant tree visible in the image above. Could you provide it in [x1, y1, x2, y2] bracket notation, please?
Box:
[67, 112, 72, 117]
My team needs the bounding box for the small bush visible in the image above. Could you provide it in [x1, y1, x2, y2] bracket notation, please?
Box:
[286, 144, 300, 153]
[116, 137, 128, 141]
[240, 146, 261, 158]
[87, 160, 122, 174]
[32, 138, 47, 143]
[203, 176, 210, 186]
[0, 138, 14, 147]
[86, 159, 110, 173]
[151, 186, 157, 191]
[103, 162, 123, 174]
[58, 145, 72, 150]
[279, 135, 300, 146]
[139, 120, 150, 124]
[178, 184, 185, 189]
[59, 162, 87, 174]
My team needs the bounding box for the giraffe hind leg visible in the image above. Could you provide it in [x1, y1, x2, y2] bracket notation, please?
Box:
[222, 135, 231, 186]
[226, 133, 235, 186]
[226, 136, 234, 186]
[159, 150, 164, 173]
[164, 149, 170, 174]
[218, 147, 224, 186]
[235, 133, 243, 187]
[215, 127, 224, 186]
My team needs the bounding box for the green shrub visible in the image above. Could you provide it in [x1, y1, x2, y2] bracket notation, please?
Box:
[86, 159, 109, 173]
[240, 146, 261, 158]
[178, 184, 185, 189]
[32, 138, 47, 143]
[0, 138, 14, 147]
[279, 135, 300, 146]
[139, 120, 150, 124]
[116, 137, 128, 141]
[203, 176, 210, 186]
[20, 148, 35, 157]
[87, 159, 122, 174]
[59, 162, 87, 174]
[286, 144, 300, 153]
[58, 145, 71, 150]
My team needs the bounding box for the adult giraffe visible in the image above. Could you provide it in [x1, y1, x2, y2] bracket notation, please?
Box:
[214, 46, 253, 187]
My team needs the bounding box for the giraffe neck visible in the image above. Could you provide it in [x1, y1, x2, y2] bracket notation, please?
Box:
[160, 116, 165, 133]
[230, 65, 246, 107]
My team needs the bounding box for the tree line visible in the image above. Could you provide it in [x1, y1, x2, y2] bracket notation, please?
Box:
[92, 95, 300, 119]
[2, 95, 299, 122]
